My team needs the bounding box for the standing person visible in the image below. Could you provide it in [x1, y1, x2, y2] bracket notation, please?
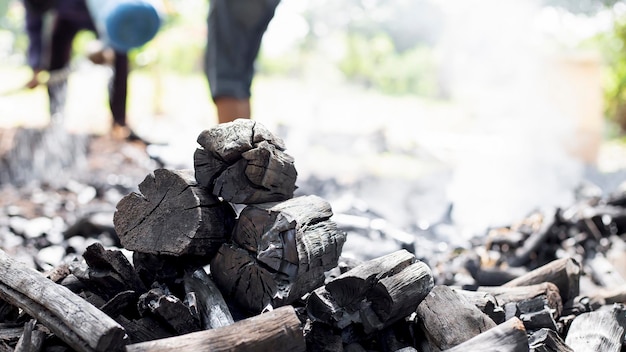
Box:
[23, 0, 137, 140]
[205, 0, 280, 124]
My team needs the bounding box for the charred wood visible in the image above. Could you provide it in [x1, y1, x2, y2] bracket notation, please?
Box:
[125, 305, 305, 352]
[80, 243, 145, 299]
[115, 316, 174, 345]
[528, 328, 573, 352]
[442, 317, 528, 352]
[113, 169, 236, 257]
[211, 195, 346, 313]
[478, 283, 563, 318]
[14, 319, 46, 352]
[453, 289, 505, 324]
[502, 257, 580, 304]
[416, 285, 496, 351]
[307, 250, 433, 334]
[0, 249, 127, 352]
[182, 268, 233, 330]
[137, 286, 200, 335]
[194, 119, 297, 204]
[564, 303, 626, 352]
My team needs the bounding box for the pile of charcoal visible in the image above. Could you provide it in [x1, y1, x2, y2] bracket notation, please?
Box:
[0, 120, 624, 352]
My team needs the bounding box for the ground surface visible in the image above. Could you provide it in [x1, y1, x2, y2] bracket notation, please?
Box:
[1, 64, 626, 255]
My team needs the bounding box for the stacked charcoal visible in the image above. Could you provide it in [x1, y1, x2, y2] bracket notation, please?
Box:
[0, 120, 624, 351]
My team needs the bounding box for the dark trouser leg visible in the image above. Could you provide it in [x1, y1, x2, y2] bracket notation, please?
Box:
[47, 18, 77, 119]
[110, 51, 129, 127]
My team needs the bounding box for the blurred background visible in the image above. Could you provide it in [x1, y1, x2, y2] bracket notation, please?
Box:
[2, 0, 626, 242]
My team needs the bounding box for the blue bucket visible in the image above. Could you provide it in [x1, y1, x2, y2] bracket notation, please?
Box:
[87, 0, 161, 52]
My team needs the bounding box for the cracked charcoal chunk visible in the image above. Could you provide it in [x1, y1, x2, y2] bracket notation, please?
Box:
[113, 168, 236, 257]
[211, 195, 346, 313]
[194, 119, 297, 204]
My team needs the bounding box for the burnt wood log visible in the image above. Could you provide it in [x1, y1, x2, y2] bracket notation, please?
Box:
[416, 285, 497, 351]
[0, 249, 127, 352]
[442, 317, 528, 352]
[137, 286, 200, 335]
[517, 296, 558, 331]
[194, 119, 297, 204]
[502, 257, 580, 304]
[453, 289, 505, 324]
[183, 268, 233, 330]
[478, 282, 563, 317]
[307, 250, 434, 334]
[564, 303, 626, 352]
[14, 320, 45, 352]
[114, 168, 236, 257]
[81, 243, 145, 299]
[528, 328, 573, 352]
[211, 195, 346, 313]
[116, 316, 174, 344]
[125, 305, 305, 352]
[564, 303, 626, 351]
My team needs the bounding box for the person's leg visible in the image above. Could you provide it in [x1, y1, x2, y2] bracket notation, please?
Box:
[110, 51, 128, 127]
[205, 0, 280, 124]
[214, 96, 250, 123]
[46, 16, 77, 121]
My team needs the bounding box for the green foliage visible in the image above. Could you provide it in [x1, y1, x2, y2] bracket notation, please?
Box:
[596, 13, 626, 132]
[338, 32, 440, 97]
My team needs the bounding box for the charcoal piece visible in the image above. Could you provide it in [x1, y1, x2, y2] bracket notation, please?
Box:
[416, 285, 496, 350]
[183, 268, 233, 330]
[194, 119, 297, 204]
[443, 317, 528, 352]
[137, 286, 200, 335]
[212, 195, 346, 313]
[114, 169, 236, 257]
[82, 242, 145, 297]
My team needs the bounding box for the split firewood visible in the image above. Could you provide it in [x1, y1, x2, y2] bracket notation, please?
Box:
[478, 282, 563, 318]
[564, 303, 626, 352]
[125, 305, 305, 352]
[528, 328, 573, 352]
[211, 195, 346, 313]
[307, 250, 434, 333]
[137, 286, 200, 335]
[416, 285, 496, 351]
[503, 257, 580, 304]
[442, 317, 528, 352]
[80, 243, 145, 299]
[0, 249, 127, 352]
[183, 268, 233, 330]
[194, 119, 297, 204]
[113, 168, 236, 257]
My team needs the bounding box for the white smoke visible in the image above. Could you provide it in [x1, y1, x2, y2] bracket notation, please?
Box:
[439, 0, 600, 233]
